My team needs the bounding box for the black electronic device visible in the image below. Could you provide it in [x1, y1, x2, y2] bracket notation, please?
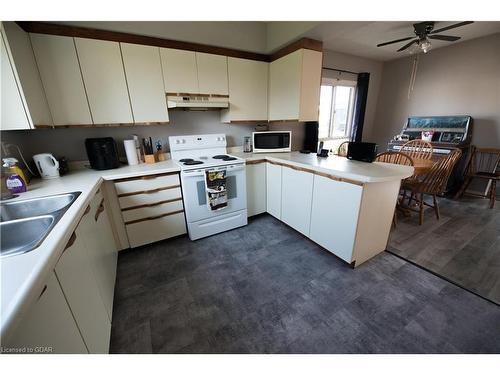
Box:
[346, 142, 378, 163]
[85, 137, 120, 170]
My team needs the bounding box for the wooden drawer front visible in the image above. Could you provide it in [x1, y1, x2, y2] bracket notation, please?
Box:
[122, 199, 184, 223]
[115, 173, 180, 195]
[118, 187, 182, 209]
[126, 212, 186, 248]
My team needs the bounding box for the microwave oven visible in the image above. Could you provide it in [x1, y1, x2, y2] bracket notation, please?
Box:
[252, 131, 292, 153]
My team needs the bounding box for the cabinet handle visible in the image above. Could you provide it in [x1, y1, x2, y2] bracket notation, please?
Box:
[37, 285, 47, 301]
[82, 204, 91, 216]
[64, 231, 77, 251]
[94, 199, 105, 221]
[124, 209, 184, 225]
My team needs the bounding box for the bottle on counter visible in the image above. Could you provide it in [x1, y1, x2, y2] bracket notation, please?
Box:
[3, 158, 27, 193]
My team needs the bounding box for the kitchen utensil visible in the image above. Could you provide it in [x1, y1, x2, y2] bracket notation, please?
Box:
[33, 153, 60, 179]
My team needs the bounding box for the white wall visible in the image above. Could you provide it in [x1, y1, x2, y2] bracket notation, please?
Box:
[372, 33, 500, 150]
[322, 49, 384, 143]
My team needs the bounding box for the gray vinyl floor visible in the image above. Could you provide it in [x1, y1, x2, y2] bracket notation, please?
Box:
[110, 214, 500, 354]
[388, 195, 500, 305]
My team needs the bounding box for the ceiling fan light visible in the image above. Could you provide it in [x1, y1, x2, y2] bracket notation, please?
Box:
[420, 38, 432, 53]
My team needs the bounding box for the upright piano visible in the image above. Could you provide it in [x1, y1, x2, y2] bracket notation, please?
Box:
[388, 115, 473, 193]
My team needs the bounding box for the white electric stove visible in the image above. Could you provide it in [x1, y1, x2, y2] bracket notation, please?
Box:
[169, 134, 248, 240]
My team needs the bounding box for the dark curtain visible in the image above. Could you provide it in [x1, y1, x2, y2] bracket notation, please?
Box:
[350, 72, 370, 142]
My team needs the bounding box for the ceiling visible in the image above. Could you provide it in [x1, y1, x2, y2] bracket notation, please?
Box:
[301, 21, 500, 61]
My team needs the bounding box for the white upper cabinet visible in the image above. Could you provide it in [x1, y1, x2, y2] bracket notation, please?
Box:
[196, 52, 228, 95]
[221, 57, 268, 122]
[1, 30, 30, 130]
[268, 48, 322, 122]
[160, 48, 198, 94]
[121, 43, 169, 123]
[2, 22, 52, 127]
[30, 33, 92, 126]
[75, 38, 133, 124]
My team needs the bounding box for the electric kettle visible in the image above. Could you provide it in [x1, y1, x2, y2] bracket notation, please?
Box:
[33, 153, 60, 179]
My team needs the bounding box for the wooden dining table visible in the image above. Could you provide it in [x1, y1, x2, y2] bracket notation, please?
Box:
[412, 158, 436, 176]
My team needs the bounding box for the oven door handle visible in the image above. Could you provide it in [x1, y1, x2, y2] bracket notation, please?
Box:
[182, 165, 245, 177]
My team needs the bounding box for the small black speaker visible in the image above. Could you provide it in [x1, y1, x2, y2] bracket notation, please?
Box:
[346, 142, 378, 163]
[302, 121, 319, 153]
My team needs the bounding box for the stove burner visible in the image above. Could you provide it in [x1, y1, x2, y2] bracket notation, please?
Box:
[179, 158, 194, 162]
[212, 155, 237, 161]
[183, 160, 204, 165]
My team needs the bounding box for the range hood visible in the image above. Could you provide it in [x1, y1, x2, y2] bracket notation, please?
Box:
[167, 94, 229, 109]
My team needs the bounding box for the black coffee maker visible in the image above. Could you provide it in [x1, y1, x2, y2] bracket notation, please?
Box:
[85, 137, 120, 170]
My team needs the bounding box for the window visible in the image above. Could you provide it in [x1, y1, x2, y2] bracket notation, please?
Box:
[319, 82, 356, 140]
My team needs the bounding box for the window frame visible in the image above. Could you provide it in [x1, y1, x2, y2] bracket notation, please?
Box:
[319, 78, 357, 142]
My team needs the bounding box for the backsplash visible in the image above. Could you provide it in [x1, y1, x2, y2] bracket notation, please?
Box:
[1, 110, 305, 162]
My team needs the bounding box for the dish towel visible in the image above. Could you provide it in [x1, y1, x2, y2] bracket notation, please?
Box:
[205, 168, 228, 211]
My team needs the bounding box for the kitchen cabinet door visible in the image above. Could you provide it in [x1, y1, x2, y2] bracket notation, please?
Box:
[221, 57, 268, 122]
[281, 166, 314, 236]
[268, 48, 322, 122]
[309, 174, 362, 263]
[75, 38, 133, 124]
[0, 30, 30, 130]
[246, 162, 267, 216]
[5, 271, 88, 353]
[160, 48, 198, 94]
[266, 162, 282, 219]
[78, 193, 117, 321]
[55, 231, 111, 353]
[2, 22, 52, 127]
[196, 52, 228, 95]
[30, 33, 92, 126]
[121, 43, 169, 123]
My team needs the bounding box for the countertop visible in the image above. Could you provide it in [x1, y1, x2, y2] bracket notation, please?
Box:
[0, 153, 412, 338]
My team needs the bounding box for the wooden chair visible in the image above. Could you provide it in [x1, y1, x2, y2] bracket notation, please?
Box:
[375, 151, 414, 166]
[337, 141, 349, 157]
[375, 151, 414, 227]
[401, 149, 462, 225]
[455, 147, 500, 208]
[400, 139, 434, 160]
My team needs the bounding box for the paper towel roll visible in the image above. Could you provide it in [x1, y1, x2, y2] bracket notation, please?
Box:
[124, 139, 139, 165]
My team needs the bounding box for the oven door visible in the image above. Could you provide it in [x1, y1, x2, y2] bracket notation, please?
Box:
[252, 131, 291, 153]
[180, 164, 247, 223]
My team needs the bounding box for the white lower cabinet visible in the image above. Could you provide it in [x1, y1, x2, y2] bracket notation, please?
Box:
[246, 162, 267, 216]
[114, 172, 187, 248]
[55, 231, 111, 353]
[281, 166, 314, 236]
[309, 174, 363, 263]
[266, 162, 282, 219]
[78, 193, 117, 321]
[5, 272, 88, 353]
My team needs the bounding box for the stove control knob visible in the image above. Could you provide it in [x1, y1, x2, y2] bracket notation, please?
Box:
[175, 139, 180, 144]
[182, 139, 186, 144]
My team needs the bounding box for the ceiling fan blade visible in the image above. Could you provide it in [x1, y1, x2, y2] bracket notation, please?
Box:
[397, 39, 418, 52]
[429, 21, 474, 35]
[377, 36, 414, 47]
[428, 34, 461, 42]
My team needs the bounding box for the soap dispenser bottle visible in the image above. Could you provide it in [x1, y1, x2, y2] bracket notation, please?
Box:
[3, 158, 27, 194]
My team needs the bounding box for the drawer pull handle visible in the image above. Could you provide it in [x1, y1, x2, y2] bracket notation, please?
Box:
[38, 285, 47, 301]
[82, 204, 91, 216]
[95, 199, 105, 221]
[121, 197, 183, 212]
[117, 184, 181, 198]
[114, 171, 179, 183]
[64, 231, 77, 251]
[124, 209, 184, 225]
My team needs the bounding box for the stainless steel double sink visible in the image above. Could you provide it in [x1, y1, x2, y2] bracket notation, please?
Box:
[0, 192, 81, 258]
